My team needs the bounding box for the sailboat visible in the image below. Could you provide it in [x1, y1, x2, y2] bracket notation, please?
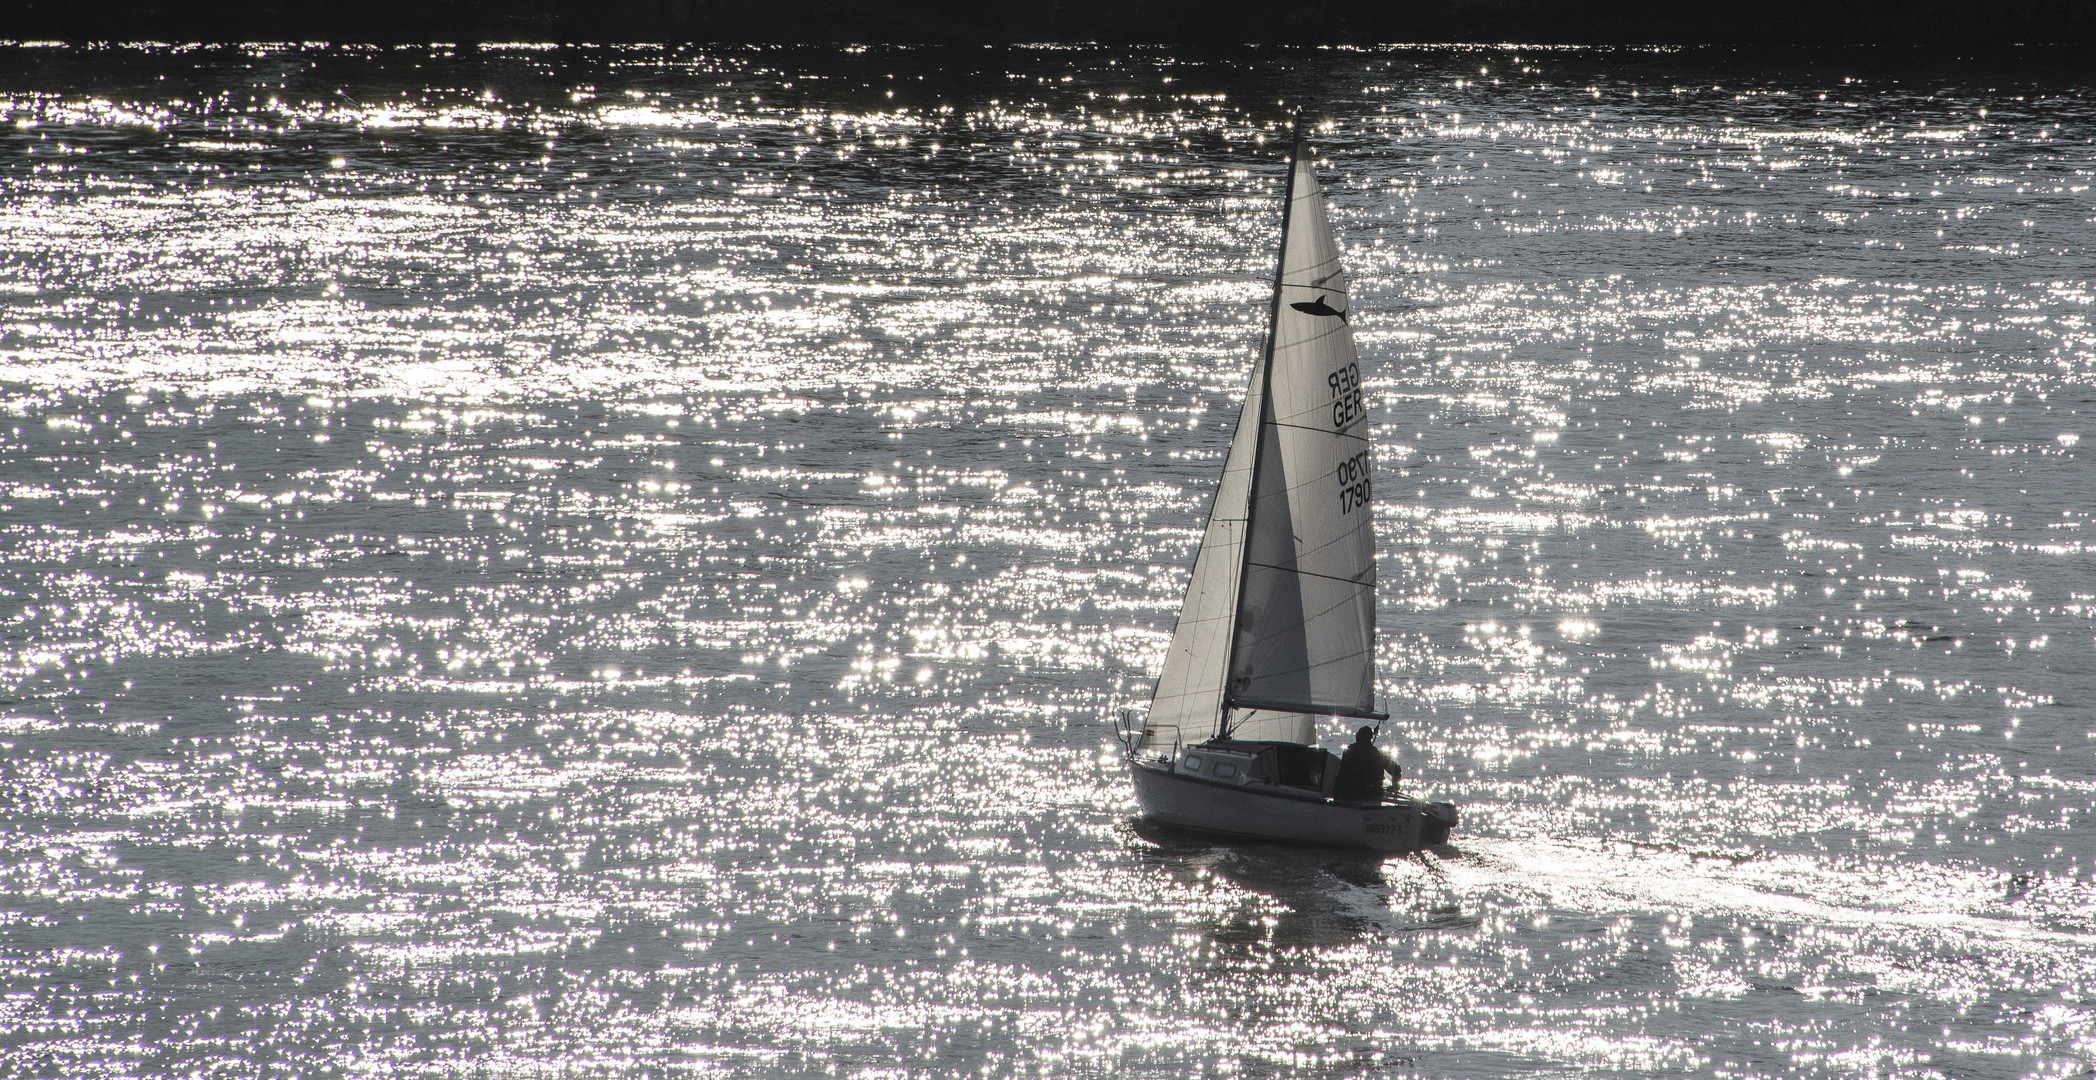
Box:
[1122, 120, 1458, 853]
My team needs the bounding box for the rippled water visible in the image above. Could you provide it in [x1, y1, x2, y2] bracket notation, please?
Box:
[2, 43, 2093, 1079]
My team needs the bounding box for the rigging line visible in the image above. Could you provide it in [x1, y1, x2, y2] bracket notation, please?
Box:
[1245, 561, 1373, 587]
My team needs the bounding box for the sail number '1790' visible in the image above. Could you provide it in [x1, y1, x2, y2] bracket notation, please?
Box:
[1327, 361, 1364, 429]
[1336, 449, 1371, 514]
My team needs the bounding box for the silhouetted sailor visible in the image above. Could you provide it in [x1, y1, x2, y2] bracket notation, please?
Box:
[1334, 726, 1400, 804]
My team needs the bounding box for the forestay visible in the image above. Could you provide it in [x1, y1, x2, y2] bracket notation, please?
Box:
[1143, 127, 1377, 751]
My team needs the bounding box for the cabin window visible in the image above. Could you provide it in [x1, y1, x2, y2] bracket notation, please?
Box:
[1182, 755, 1203, 770]
[1213, 764, 1238, 779]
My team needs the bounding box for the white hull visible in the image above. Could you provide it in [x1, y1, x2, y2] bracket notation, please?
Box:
[1129, 759, 1455, 854]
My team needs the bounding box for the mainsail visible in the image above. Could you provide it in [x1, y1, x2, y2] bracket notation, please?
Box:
[1144, 123, 1378, 752]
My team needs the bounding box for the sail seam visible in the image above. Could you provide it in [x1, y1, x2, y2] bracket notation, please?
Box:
[1245, 561, 1372, 587]
[1266, 421, 1369, 440]
[1237, 580, 1373, 636]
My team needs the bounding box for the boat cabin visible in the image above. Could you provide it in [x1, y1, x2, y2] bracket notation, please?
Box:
[1173, 740, 1337, 802]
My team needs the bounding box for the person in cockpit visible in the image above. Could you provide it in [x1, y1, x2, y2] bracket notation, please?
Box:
[1334, 726, 1400, 805]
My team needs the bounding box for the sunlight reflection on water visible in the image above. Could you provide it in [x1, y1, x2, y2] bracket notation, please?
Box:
[1, 42, 2093, 1079]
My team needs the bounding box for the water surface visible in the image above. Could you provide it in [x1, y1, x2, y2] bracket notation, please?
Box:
[2, 42, 2093, 1079]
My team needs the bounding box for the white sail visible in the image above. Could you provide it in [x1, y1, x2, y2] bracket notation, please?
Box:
[1140, 367, 1262, 752]
[1145, 126, 1376, 752]
[1229, 134, 1378, 726]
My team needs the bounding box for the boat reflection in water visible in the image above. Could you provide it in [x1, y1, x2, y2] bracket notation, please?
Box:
[1128, 818, 1475, 949]
[1122, 120, 1456, 853]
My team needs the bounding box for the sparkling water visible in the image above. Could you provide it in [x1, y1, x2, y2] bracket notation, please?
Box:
[1, 43, 2092, 1079]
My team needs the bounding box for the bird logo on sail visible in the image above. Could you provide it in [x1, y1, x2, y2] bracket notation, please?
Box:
[1290, 294, 1348, 323]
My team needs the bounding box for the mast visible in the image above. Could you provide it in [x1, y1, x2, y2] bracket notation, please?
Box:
[1223, 115, 1384, 735]
[1219, 116, 1307, 739]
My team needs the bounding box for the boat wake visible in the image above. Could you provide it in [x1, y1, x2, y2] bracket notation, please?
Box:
[1447, 834, 2096, 951]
